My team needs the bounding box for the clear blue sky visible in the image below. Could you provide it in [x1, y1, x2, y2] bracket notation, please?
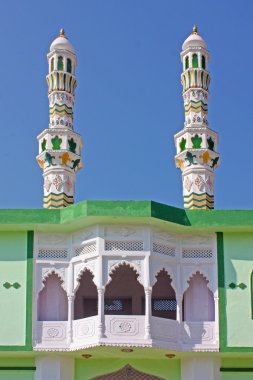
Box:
[1, 0, 252, 209]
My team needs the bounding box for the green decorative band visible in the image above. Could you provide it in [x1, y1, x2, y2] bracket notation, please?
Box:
[220, 368, 253, 372]
[181, 69, 210, 92]
[43, 192, 74, 209]
[47, 72, 77, 95]
[184, 192, 214, 209]
[184, 99, 208, 116]
[49, 103, 73, 118]
[0, 367, 36, 371]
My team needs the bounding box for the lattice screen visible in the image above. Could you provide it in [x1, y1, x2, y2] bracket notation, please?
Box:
[153, 242, 176, 256]
[75, 241, 97, 256]
[153, 299, 177, 311]
[105, 240, 144, 251]
[182, 248, 212, 259]
[38, 248, 68, 259]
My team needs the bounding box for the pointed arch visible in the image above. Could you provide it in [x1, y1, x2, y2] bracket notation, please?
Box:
[57, 56, 63, 71]
[185, 55, 189, 70]
[50, 57, 54, 72]
[183, 271, 214, 322]
[192, 54, 198, 68]
[105, 263, 145, 315]
[152, 269, 177, 320]
[74, 269, 98, 319]
[202, 55, 206, 69]
[67, 58, 72, 73]
[38, 273, 67, 321]
[91, 365, 165, 379]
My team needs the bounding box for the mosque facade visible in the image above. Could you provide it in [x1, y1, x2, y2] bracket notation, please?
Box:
[0, 28, 251, 380]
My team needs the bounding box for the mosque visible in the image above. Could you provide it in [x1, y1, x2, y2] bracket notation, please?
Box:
[0, 27, 251, 380]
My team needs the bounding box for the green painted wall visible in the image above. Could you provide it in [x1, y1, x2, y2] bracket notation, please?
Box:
[0, 232, 29, 347]
[221, 358, 253, 379]
[223, 233, 253, 347]
[75, 358, 180, 380]
[0, 358, 35, 380]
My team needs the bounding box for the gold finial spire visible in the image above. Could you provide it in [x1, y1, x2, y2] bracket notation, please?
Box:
[192, 25, 198, 35]
[59, 28, 65, 36]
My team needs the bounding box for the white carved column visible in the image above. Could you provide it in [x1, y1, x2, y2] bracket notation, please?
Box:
[35, 356, 74, 380]
[67, 294, 74, 343]
[181, 358, 221, 380]
[214, 293, 219, 345]
[97, 286, 105, 339]
[144, 286, 152, 339]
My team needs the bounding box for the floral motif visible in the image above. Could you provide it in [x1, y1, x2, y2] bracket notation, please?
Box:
[44, 176, 52, 192]
[52, 175, 63, 191]
[184, 176, 192, 192]
[47, 328, 59, 338]
[65, 176, 72, 192]
[206, 176, 213, 192]
[195, 175, 205, 191]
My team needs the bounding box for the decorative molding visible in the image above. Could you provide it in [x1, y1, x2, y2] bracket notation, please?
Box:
[3, 282, 21, 289]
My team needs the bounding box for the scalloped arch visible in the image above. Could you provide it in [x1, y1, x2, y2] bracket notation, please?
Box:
[75, 266, 96, 293]
[107, 261, 143, 286]
[182, 270, 214, 294]
[40, 269, 66, 293]
[151, 266, 177, 296]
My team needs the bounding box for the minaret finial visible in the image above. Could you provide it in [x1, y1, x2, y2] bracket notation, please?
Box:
[36, 32, 83, 209]
[193, 25, 198, 34]
[60, 28, 65, 36]
[174, 30, 220, 210]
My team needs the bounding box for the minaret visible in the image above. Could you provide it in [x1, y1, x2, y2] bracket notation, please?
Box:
[174, 26, 219, 210]
[37, 29, 83, 209]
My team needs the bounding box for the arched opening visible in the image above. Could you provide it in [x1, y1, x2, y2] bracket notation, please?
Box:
[152, 269, 177, 320]
[67, 58, 72, 73]
[192, 54, 198, 68]
[38, 273, 67, 321]
[50, 57, 54, 72]
[91, 365, 165, 380]
[57, 56, 63, 71]
[202, 55, 206, 69]
[104, 263, 145, 315]
[183, 271, 214, 321]
[74, 269, 98, 319]
[185, 56, 189, 70]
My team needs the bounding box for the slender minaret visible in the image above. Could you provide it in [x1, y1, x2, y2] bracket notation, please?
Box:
[37, 29, 83, 209]
[174, 26, 219, 210]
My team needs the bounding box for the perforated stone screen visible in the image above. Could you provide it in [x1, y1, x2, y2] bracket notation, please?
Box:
[38, 248, 68, 259]
[182, 248, 212, 259]
[105, 240, 144, 251]
[75, 241, 97, 256]
[153, 242, 176, 256]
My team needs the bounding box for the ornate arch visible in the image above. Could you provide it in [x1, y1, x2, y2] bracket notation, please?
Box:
[182, 270, 214, 294]
[106, 260, 144, 286]
[39, 268, 66, 293]
[74, 266, 96, 293]
[150, 263, 176, 291]
[91, 364, 165, 379]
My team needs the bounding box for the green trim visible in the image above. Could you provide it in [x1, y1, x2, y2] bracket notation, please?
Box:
[217, 232, 227, 351]
[221, 368, 253, 372]
[251, 272, 253, 319]
[1, 200, 253, 231]
[25, 231, 33, 350]
[0, 367, 36, 371]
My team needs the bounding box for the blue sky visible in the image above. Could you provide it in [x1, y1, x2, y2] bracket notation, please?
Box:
[0, 0, 252, 209]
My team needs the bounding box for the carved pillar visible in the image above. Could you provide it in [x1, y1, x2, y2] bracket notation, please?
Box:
[97, 286, 105, 339]
[67, 294, 74, 343]
[214, 294, 219, 344]
[177, 294, 183, 345]
[144, 286, 152, 339]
